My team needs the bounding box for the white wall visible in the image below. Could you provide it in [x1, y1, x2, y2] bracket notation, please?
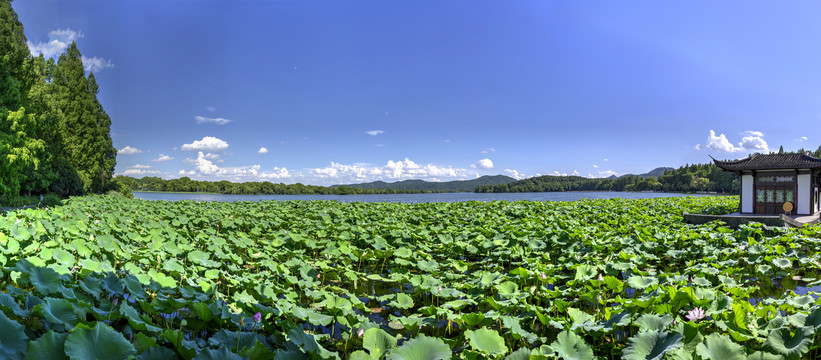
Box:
[741, 174, 753, 213]
[798, 174, 811, 215]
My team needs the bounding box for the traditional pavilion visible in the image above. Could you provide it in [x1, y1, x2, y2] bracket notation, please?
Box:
[713, 152, 821, 215]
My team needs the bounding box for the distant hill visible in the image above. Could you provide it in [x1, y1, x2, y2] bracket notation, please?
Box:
[332, 175, 517, 192]
[607, 167, 673, 179]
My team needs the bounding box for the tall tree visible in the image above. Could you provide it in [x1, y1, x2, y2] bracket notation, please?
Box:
[51, 42, 117, 193]
[0, 0, 43, 199]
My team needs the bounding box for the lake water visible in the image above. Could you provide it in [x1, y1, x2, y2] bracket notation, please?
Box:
[133, 191, 718, 203]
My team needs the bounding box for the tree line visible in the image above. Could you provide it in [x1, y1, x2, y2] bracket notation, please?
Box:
[1, 1, 122, 204]
[475, 163, 740, 194]
[116, 176, 447, 195]
[476, 147, 821, 194]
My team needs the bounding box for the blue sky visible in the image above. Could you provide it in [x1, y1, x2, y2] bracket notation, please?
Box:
[14, 1, 821, 185]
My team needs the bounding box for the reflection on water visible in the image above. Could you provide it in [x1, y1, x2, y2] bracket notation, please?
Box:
[134, 191, 716, 204]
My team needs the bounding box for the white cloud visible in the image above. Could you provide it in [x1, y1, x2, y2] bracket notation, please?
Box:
[195, 116, 231, 125]
[739, 134, 769, 152]
[603, 158, 609, 162]
[471, 158, 494, 169]
[27, 28, 83, 57]
[593, 164, 599, 168]
[365, 130, 384, 136]
[258, 147, 269, 154]
[118, 146, 142, 155]
[504, 169, 525, 180]
[184, 151, 289, 179]
[596, 170, 620, 178]
[480, 148, 496, 154]
[27, 29, 114, 72]
[122, 164, 160, 176]
[203, 153, 222, 162]
[181, 136, 229, 152]
[206, 106, 216, 112]
[81, 56, 114, 72]
[152, 154, 173, 162]
[311, 158, 472, 184]
[797, 136, 808, 142]
[698, 129, 769, 153]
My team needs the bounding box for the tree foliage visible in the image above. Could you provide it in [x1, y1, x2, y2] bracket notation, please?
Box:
[0, 0, 118, 203]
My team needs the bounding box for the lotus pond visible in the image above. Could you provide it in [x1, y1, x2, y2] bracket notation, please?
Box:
[3, 195, 821, 359]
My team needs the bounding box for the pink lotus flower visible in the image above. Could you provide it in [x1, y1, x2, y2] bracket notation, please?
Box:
[686, 307, 706, 322]
[598, 274, 604, 281]
[540, 273, 547, 280]
[253, 312, 262, 323]
[358, 329, 365, 337]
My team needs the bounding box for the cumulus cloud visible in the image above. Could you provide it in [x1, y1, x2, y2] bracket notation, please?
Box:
[696, 129, 769, 153]
[797, 136, 808, 142]
[184, 151, 289, 179]
[471, 158, 494, 169]
[596, 170, 620, 178]
[122, 164, 161, 176]
[81, 56, 114, 72]
[118, 146, 142, 155]
[203, 153, 223, 162]
[151, 154, 173, 162]
[181, 136, 229, 152]
[27, 28, 83, 57]
[258, 147, 269, 154]
[195, 116, 231, 125]
[28, 29, 114, 72]
[311, 158, 472, 184]
[365, 130, 384, 136]
[504, 169, 525, 179]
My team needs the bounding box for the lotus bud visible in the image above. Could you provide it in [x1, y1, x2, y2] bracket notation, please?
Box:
[358, 329, 364, 337]
[540, 273, 547, 280]
[253, 312, 262, 323]
[598, 274, 604, 281]
[113, 298, 118, 306]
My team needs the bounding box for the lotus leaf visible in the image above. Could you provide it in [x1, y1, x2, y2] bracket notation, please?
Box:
[695, 333, 746, 360]
[387, 334, 451, 360]
[65, 322, 136, 360]
[550, 330, 593, 360]
[622, 329, 683, 360]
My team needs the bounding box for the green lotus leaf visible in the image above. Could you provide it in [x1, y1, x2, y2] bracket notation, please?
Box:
[603, 275, 624, 293]
[35, 297, 79, 329]
[695, 333, 746, 360]
[567, 308, 594, 326]
[496, 281, 519, 299]
[773, 258, 792, 269]
[161, 329, 199, 359]
[627, 276, 658, 290]
[634, 314, 673, 332]
[786, 295, 816, 309]
[136, 346, 179, 360]
[746, 351, 786, 360]
[102, 273, 125, 296]
[28, 266, 64, 296]
[27, 330, 68, 360]
[0, 311, 28, 360]
[550, 330, 593, 360]
[504, 348, 531, 360]
[390, 293, 414, 310]
[363, 328, 397, 359]
[599, 310, 632, 331]
[622, 329, 682, 360]
[574, 264, 597, 281]
[286, 327, 340, 359]
[0, 292, 29, 317]
[65, 322, 136, 360]
[51, 249, 76, 268]
[120, 303, 162, 332]
[394, 247, 412, 258]
[192, 347, 245, 360]
[465, 327, 507, 356]
[765, 326, 814, 359]
[789, 307, 821, 330]
[692, 277, 712, 287]
[501, 316, 538, 343]
[387, 334, 451, 360]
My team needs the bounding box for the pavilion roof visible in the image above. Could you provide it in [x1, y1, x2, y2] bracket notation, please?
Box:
[713, 152, 821, 171]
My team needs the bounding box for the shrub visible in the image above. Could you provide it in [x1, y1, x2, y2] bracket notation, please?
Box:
[40, 193, 63, 208]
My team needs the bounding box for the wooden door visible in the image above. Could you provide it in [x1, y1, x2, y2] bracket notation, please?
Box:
[755, 185, 794, 214]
